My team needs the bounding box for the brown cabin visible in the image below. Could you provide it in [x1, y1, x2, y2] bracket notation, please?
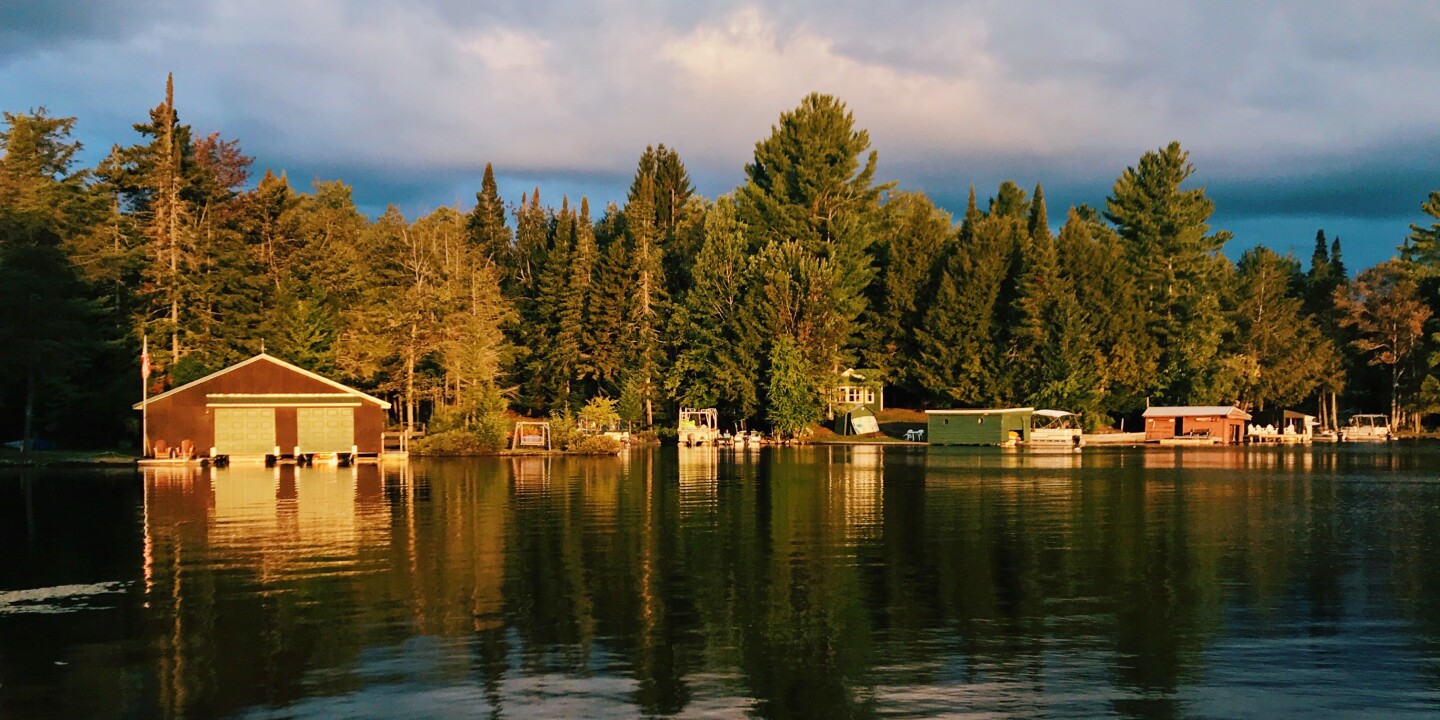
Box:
[134, 353, 391, 459]
[1142, 405, 1251, 444]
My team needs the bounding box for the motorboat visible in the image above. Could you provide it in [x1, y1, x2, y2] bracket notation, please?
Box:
[1339, 414, 1393, 442]
[1029, 410, 1084, 449]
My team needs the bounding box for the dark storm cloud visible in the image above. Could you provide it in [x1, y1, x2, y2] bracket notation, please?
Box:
[2, 0, 1439, 274]
[0, 0, 188, 60]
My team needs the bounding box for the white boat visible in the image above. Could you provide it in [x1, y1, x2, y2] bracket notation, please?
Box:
[1029, 409, 1084, 449]
[678, 408, 721, 447]
[1339, 414, 1393, 442]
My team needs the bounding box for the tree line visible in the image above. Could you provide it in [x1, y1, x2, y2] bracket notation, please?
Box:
[2, 80, 1439, 448]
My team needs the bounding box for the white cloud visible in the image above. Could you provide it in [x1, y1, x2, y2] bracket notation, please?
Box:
[2, 0, 1439, 205]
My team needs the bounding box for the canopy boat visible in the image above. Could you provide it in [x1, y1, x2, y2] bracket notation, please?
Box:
[1029, 410, 1084, 449]
[1339, 414, 1393, 442]
[678, 408, 721, 447]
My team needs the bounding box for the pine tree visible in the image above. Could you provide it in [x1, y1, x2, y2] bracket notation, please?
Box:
[1014, 224, 1101, 414]
[736, 93, 889, 381]
[1104, 141, 1233, 403]
[913, 213, 1014, 406]
[665, 199, 761, 420]
[1226, 247, 1337, 410]
[624, 173, 667, 425]
[554, 198, 596, 403]
[1055, 207, 1158, 416]
[863, 192, 953, 391]
[1027, 183, 1050, 242]
[959, 185, 982, 244]
[467, 163, 511, 268]
[583, 204, 630, 391]
[989, 180, 1029, 220]
[1402, 191, 1440, 274]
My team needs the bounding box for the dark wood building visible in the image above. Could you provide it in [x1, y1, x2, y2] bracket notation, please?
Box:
[1142, 406, 1251, 444]
[134, 353, 391, 459]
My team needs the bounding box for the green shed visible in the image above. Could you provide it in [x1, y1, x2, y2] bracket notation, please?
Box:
[926, 408, 1033, 446]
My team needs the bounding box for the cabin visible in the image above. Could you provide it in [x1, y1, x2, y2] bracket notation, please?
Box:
[926, 408, 1033, 446]
[1142, 406, 1251, 444]
[134, 353, 391, 461]
[833, 368, 884, 413]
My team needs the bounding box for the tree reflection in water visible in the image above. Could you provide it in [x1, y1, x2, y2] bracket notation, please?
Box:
[2, 445, 1440, 718]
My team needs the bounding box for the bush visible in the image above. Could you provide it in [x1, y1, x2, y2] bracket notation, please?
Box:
[410, 429, 497, 456]
[569, 434, 623, 455]
[548, 410, 582, 450]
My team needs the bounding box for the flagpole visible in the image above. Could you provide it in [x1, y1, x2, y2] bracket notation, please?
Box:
[141, 334, 150, 459]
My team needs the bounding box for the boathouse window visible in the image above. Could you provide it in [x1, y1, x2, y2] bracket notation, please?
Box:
[977, 417, 984, 424]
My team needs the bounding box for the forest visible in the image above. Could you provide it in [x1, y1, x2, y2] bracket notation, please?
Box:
[3, 79, 1440, 449]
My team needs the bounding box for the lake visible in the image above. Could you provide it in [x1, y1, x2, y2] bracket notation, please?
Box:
[3, 445, 1440, 718]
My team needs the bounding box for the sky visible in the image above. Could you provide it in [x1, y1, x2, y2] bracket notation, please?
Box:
[2, 0, 1438, 271]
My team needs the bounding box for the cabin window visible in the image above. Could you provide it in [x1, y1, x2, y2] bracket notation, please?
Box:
[835, 385, 874, 405]
[977, 417, 984, 424]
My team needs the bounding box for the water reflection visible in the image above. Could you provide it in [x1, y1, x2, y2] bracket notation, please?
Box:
[5, 446, 1440, 718]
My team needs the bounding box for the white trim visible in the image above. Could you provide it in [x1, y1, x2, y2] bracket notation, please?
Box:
[132, 353, 392, 410]
[926, 407, 1034, 416]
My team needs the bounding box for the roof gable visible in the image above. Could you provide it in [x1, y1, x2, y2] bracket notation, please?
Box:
[134, 353, 391, 409]
[1142, 405, 1251, 420]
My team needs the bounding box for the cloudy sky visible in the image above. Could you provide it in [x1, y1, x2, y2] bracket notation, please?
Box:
[3, 0, 1438, 269]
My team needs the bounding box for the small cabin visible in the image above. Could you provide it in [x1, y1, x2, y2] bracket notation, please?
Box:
[833, 368, 884, 412]
[134, 353, 391, 460]
[926, 408, 1033, 446]
[1142, 406, 1251, 444]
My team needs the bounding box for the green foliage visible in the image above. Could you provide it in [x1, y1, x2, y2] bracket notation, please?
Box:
[1105, 141, 1233, 404]
[578, 395, 621, 430]
[568, 434, 623, 455]
[1402, 191, 1440, 273]
[547, 410, 581, 450]
[10, 88, 1440, 443]
[410, 428, 499, 456]
[766, 335, 823, 437]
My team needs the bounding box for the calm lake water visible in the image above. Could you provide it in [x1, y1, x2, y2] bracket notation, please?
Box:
[3, 445, 1440, 719]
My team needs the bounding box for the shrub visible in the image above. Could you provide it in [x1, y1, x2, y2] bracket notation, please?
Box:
[569, 434, 623, 455]
[410, 429, 497, 456]
[548, 410, 582, 450]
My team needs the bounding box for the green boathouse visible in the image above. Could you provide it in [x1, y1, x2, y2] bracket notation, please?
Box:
[926, 408, 1034, 446]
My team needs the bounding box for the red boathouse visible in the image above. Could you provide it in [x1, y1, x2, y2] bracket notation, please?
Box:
[134, 353, 391, 460]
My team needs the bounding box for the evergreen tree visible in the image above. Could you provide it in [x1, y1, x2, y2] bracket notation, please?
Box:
[1226, 247, 1338, 410]
[555, 198, 596, 403]
[1054, 207, 1158, 416]
[736, 93, 888, 378]
[0, 108, 112, 448]
[1402, 191, 1440, 273]
[467, 163, 511, 268]
[913, 213, 1015, 406]
[665, 199, 762, 421]
[624, 173, 666, 426]
[989, 180, 1029, 220]
[1014, 223, 1102, 415]
[959, 185, 982, 244]
[862, 192, 953, 390]
[1027, 183, 1050, 242]
[1104, 141, 1233, 403]
[583, 204, 630, 391]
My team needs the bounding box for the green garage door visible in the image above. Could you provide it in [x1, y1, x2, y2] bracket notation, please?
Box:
[214, 407, 276, 456]
[297, 407, 354, 453]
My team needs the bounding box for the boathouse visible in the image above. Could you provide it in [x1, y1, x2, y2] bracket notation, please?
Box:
[926, 408, 1033, 446]
[134, 353, 391, 460]
[1142, 406, 1251, 444]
